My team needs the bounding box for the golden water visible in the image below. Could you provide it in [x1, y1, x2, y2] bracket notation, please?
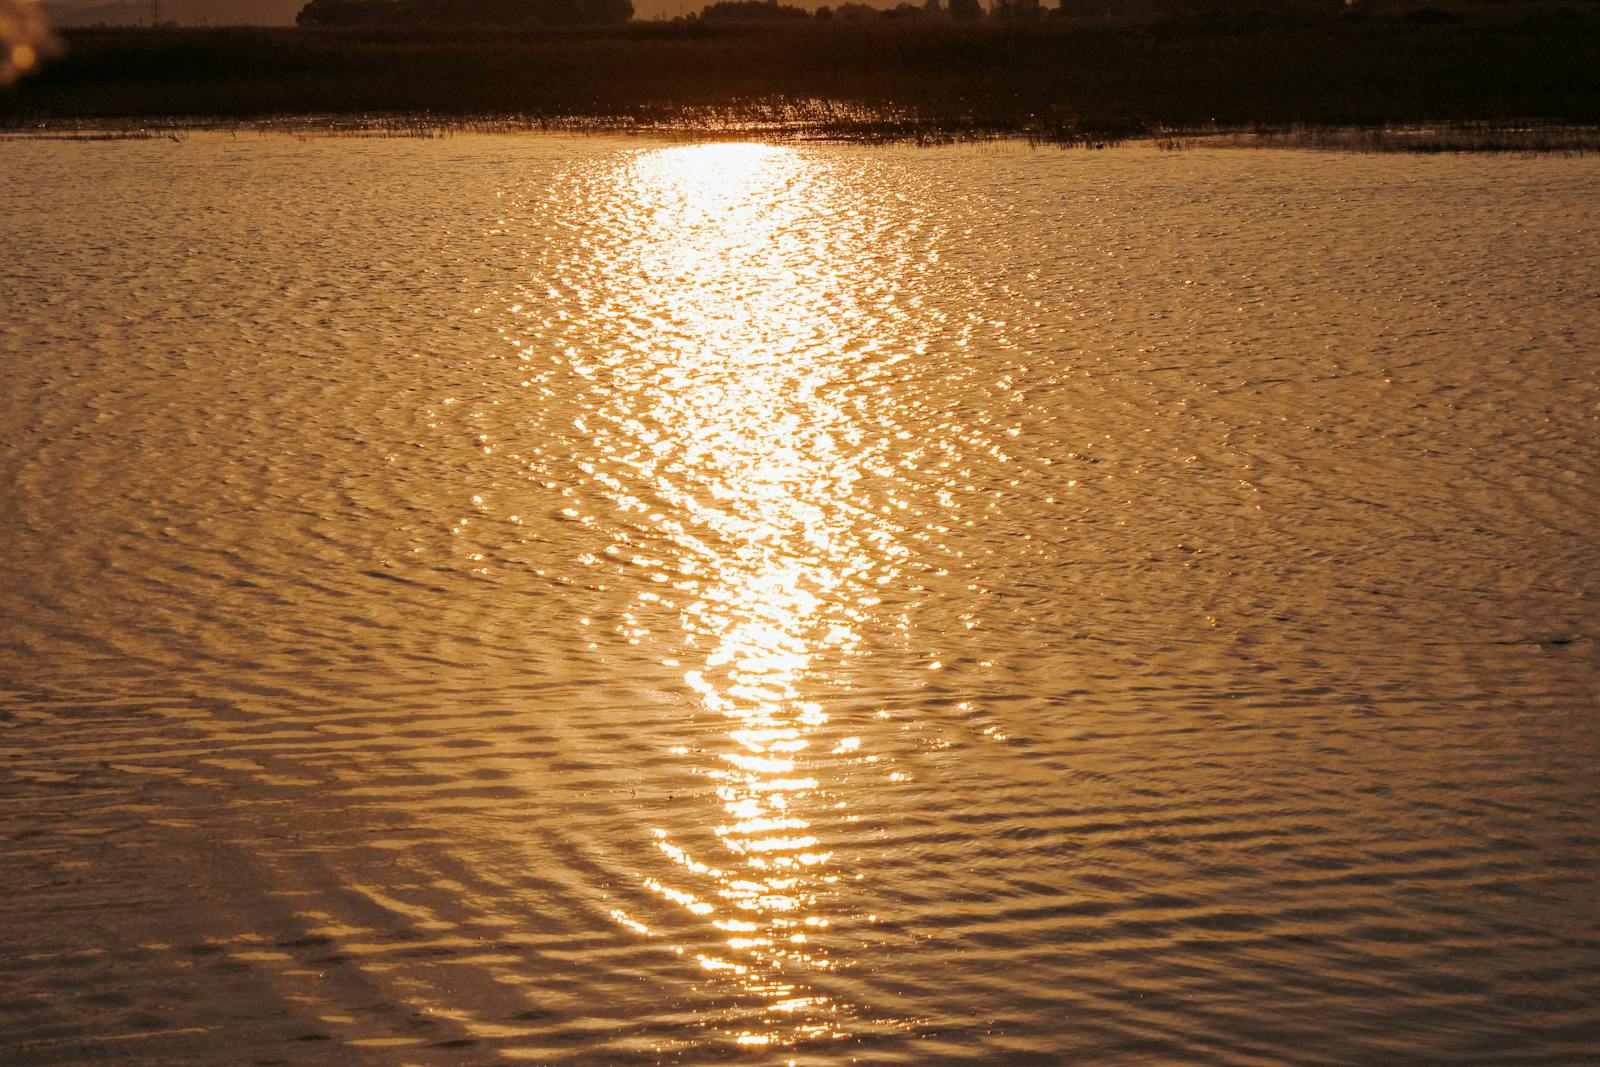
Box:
[2, 135, 1598, 1064]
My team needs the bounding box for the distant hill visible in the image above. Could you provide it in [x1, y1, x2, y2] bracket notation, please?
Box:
[41, 0, 305, 24]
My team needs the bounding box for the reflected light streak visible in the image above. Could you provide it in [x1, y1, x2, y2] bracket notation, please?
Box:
[520, 142, 916, 1046]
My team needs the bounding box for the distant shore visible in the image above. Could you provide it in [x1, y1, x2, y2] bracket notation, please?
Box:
[5, 10, 1600, 147]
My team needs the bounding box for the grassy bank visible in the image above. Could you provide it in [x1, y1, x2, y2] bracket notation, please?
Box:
[4, 7, 1600, 144]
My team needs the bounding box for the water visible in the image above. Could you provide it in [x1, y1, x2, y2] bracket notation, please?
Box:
[2, 134, 1598, 1065]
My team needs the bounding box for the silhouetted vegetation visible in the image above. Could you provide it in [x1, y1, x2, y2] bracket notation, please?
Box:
[3, 0, 1599, 146]
[296, 0, 631, 25]
[700, 0, 809, 19]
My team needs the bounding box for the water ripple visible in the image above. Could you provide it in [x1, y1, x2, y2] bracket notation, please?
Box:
[1, 136, 1597, 1064]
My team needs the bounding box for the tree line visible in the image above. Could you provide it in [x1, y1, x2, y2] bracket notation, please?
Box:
[298, 0, 633, 26]
[296, 0, 1065, 27]
[688, 0, 1052, 22]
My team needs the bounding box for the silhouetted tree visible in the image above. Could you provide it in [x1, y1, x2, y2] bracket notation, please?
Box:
[700, 0, 808, 18]
[947, 0, 982, 19]
[298, 0, 631, 25]
[991, 0, 1039, 19]
[297, 0, 401, 25]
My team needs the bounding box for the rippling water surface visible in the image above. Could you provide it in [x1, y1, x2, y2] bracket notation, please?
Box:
[3, 135, 1599, 1064]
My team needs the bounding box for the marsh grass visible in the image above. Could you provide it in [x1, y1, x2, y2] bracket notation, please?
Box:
[8, 114, 1600, 153]
[1167, 123, 1600, 154]
[3, 10, 1599, 148]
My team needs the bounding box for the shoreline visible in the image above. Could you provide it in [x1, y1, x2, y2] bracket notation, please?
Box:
[5, 115, 1600, 153]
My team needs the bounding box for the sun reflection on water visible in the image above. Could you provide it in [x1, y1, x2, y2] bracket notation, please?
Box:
[521, 142, 919, 1045]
